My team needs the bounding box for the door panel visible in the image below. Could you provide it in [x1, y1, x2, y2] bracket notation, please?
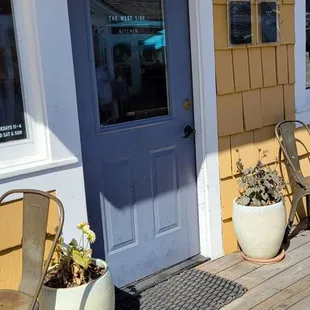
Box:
[103, 159, 137, 253]
[68, 0, 200, 287]
[151, 147, 180, 236]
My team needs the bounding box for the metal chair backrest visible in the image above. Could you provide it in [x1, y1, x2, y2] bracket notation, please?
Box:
[0, 189, 64, 310]
[275, 120, 310, 188]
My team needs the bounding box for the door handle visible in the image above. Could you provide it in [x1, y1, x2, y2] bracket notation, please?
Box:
[183, 125, 196, 138]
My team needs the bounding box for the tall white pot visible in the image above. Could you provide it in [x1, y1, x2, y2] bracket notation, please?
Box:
[39, 259, 115, 310]
[232, 199, 286, 259]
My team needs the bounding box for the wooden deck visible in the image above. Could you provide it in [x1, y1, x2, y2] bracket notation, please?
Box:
[197, 230, 310, 309]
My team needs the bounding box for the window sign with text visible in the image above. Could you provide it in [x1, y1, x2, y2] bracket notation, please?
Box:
[258, 0, 279, 44]
[91, 0, 169, 126]
[0, 0, 26, 143]
[228, 0, 253, 46]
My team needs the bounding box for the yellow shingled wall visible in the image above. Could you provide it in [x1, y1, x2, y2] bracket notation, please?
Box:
[212, 0, 302, 253]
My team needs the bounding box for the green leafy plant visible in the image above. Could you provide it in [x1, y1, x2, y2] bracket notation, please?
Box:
[44, 222, 105, 288]
[236, 149, 285, 207]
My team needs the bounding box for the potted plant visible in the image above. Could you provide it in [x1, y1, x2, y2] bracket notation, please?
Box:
[39, 222, 115, 310]
[232, 150, 287, 261]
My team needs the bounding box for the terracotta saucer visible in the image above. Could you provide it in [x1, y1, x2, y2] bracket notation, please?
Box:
[241, 249, 286, 264]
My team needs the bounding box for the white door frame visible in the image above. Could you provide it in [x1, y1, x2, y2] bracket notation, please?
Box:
[188, 0, 223, 259]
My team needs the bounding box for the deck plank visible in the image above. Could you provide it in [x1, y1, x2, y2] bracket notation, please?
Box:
[285, 231, 310, 252]
[199, 231, 310, 282]
[217, 260, 258, 281]
[271, 286, 310, 309]
[252, 274, 310, 309]
[197, 252, 243, 274]
[287, 294, 310, 309]
[197, 231, 310, 309]
[235, 241, 310, 290]
[222, 256, 310, 309]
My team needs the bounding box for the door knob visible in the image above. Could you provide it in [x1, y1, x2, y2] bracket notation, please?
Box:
[183, 125, 196, 138]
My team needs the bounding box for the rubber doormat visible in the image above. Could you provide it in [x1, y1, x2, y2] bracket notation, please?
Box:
[115, 269, 247, 310]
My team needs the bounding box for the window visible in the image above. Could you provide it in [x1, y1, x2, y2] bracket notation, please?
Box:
[90, 0, 169, 126]
[0, 0, 83, 178]
[257, 0, 279, 44]
[0, 0, 26, 144]
[228, 0, 253, 46]
[0, 0, 48, 171]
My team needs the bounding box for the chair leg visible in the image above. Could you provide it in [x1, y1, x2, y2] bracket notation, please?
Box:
[285, 195, 301, 243]
[283, 226, 290, 244]
[307, 196, 310, 230]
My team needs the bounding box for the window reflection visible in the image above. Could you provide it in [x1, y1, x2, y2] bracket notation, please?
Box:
[91, 0, 168, 126]
[0, 0, 26, 143]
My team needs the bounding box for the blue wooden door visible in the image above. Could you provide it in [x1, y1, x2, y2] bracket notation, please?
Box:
[69, 0, 200, 287]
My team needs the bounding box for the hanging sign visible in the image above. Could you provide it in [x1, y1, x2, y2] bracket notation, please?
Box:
[228, 0, 252, 45]
[259, 1, 278, 43]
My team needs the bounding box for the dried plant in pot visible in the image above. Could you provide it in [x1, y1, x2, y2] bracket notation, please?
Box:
[39, 223, 115, 310]
[232, 150, 287, 261]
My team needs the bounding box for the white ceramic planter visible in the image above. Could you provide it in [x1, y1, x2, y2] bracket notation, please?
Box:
[232, 199, 286, 259]
[39, 259, 115, 310]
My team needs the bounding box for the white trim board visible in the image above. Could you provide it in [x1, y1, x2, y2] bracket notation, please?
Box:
[188, 0, 223, 259]
[295, 0, 310, 123]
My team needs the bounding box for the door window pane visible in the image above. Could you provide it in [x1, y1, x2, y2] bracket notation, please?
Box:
[307, 0, 310, 88]
[91, 0, 168, 126]
[0, 0, 26, 143]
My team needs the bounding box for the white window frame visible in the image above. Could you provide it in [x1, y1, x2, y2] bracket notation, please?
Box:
[0, 0, 48, 169]
[295, 0, 310, 123]
[0, 0, 82, 180]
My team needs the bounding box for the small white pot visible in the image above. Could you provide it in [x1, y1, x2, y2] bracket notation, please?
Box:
[232, 199, 286, 259]
[39, 259, 115, 310]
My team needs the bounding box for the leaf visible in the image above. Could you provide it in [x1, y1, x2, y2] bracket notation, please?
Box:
[69, 239, 79, 248]
[251, 198, 262, 206]
[58, 236, 64, 245]
[238, 196, 250, 206]
[73, 264, 80, 274]
[245, 188, 255, 197]
[84, 249, 92, 257]
[263, 180, 272, 189]
[243, 168, 250, 175]
[76, 277, 81, 285]
[237, 179, 246, 187]
[72, 250, 90, 269]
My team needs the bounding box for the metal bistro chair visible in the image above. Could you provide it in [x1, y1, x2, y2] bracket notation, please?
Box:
[0, 189, 64, 310]
[275, 120, 310, 242]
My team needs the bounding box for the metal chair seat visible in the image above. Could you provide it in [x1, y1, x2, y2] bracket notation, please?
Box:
[0, 290, 39, 310]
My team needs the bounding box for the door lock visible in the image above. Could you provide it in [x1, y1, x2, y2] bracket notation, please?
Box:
[183, 125, 196, 138]
[183, 100, 192, 110]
